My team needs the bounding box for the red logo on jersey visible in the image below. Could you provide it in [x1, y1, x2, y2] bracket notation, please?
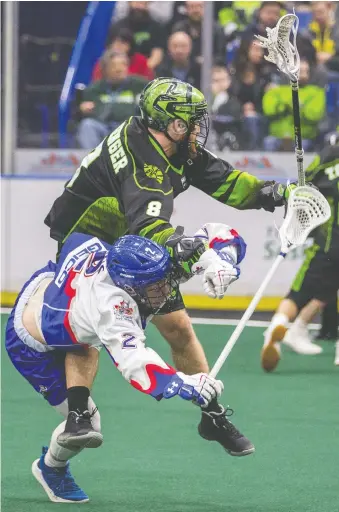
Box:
[114, 300, 133, 316]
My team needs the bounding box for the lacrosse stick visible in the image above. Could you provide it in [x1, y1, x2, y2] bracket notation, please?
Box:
[255, 12, 304, 185]
[209, 186, 331, 378]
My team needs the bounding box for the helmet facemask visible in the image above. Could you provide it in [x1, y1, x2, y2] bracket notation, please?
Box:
[121, 268, 181, 315]
[186, 111, 210, 159]
[165, 110, 210, 161]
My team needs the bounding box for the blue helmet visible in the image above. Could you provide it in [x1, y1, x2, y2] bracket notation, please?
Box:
[107, 235, 179, 313]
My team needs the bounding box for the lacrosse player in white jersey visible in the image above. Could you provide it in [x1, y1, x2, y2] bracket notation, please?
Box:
[5, 222, 252, 503]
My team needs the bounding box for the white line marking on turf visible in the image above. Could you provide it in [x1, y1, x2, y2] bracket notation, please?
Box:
[0, 308, 320, 330]
[191, 317, 321, 330]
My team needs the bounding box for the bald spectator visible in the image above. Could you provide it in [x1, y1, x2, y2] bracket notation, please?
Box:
[155, 31, 201, 88]
[302, 1, 339, 66]
[172, 1, 226, 65]
[107, 2, 165, 71]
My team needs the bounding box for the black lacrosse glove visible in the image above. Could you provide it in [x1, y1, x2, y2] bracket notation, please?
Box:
[165, 226, 206, 277]
[257, 181, 298, 212]
[258, 181, 319, 213]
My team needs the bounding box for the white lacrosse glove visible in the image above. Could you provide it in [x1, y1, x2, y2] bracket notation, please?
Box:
[163, 371, 224, 407]
[203, 260, 240, 299]
[192, 248, 240, 299]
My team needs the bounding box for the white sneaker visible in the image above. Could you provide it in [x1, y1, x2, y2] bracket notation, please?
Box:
[261, 324, 288, 372]
[335, 341, 339, 366]
[282, 328, 323, 355]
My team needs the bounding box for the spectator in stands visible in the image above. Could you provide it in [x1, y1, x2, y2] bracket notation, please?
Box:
[262, 59, 325, 152]
[217, 1, 261, 43]
[92, 29, 153, 81]
[107, 2, 165, 71]
[77, 53, 147, 149]
[242, 1, 316, 64]
[302, 1, 339, 67]
[155, 31, 201, 88]
[231, 37, 276, 149]
[242, 1, 284, 39]
[113, 0, 174, 25]
[171, 1, 226, 65]
[210, 65, 243, 151]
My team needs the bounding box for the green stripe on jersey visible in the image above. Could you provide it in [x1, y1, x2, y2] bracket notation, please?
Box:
[139, 220, 175, 245]
[291, 243, 320, 292]
[212, 171, 241, 200]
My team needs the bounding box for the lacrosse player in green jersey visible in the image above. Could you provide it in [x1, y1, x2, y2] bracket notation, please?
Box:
[262, 133, 339, 371]
[45, 77, 295, 456]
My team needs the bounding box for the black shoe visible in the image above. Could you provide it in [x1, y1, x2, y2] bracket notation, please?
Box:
[198, 405, 255, 457]
[57, 410, 103, 449]
[315, 330, 337, 341]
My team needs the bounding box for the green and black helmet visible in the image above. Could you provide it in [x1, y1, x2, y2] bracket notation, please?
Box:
[139, 77, 210, 154]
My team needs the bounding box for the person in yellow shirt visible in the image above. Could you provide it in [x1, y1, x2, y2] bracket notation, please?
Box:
[262, 59, 325, 152]
[304, 1, 339, 66]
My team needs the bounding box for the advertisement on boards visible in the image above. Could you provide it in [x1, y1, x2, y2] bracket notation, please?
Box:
[15, 149, 316, 179]
[15, 149, 87, 175]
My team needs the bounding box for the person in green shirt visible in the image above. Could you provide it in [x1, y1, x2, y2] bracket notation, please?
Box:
[77, 52, 148, 148]
[262, 59, 325, 152]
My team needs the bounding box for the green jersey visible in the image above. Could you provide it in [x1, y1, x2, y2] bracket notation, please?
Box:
[306, 145, 339, 255]
[45, 116, 268, 248]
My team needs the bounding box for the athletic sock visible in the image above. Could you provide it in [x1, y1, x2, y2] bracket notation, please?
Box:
[202, 397, 222, 413]
[44, 421, 82, 468]
[292, 316, 307, 330]
[270, 313, 289, 329]
[67, 386, 90, 415]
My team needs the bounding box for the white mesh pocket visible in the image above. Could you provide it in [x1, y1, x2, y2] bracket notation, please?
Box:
[279, 186, 331, 251]
[256, 13, 300, 80]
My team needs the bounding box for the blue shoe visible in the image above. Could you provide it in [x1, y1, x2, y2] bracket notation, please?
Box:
[32, 446, 89, 503]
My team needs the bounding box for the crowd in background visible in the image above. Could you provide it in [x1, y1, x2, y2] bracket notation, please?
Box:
[17, 1, 339, 152]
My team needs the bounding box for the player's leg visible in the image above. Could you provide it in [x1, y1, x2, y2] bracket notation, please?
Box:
[261, 297, 299, 372]
[152, 302, 254, 456]
[39, 394, 101, 465]
[315, 294, 338, 341]
[5, 308, 95, 502]
[31, 393, 101, 504]
[261, 244, 320, 372]
[58, 347, 102, 447]
[282, 299, 324, 354]
[287, 250, 339, 359]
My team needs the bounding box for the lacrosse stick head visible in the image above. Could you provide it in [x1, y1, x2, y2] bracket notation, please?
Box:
[255, 12, 300, 82]
[279, 186, 331, 253]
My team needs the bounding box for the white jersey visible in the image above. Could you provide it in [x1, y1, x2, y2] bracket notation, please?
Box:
[22, 223, 243, 399]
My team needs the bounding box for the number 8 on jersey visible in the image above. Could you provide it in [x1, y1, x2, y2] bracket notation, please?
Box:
[146, 201, 162, 216]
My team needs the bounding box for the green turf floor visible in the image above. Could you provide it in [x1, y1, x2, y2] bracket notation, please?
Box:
[1, 313, 338, 512]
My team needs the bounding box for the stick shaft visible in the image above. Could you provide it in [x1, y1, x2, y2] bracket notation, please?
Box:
[209, 254, 285, 379]
[291, 81, 305, 186]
